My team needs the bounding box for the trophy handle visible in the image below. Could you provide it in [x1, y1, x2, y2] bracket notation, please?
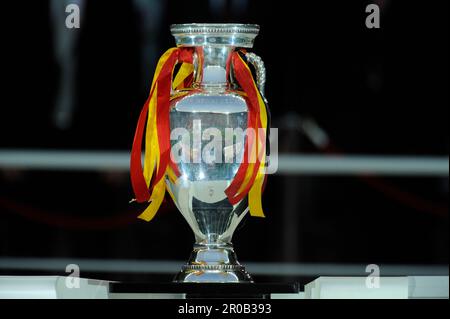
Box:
[245, 52, 268, 103]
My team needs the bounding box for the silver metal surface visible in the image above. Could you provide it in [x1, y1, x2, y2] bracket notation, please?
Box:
[173, 244, 252, 282]
[245, 52, 267, 98]
[170, 23, 259, 48]
[193, 45, 234, 87]
[168, 85, 251, 282]
[167, 24, 263, 283]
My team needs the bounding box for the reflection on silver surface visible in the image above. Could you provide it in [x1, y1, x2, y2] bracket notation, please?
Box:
[167, 24, 265, 283]
[170, 23, 259, 48]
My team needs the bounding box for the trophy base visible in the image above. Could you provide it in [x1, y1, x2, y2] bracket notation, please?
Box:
[174, 243, 253, 283]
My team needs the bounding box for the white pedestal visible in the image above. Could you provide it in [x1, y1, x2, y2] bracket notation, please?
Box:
[0, 276, 448, 299]
[304, 276, 449, 299]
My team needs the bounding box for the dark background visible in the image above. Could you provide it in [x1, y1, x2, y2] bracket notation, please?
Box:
[0, 0, 448, 281]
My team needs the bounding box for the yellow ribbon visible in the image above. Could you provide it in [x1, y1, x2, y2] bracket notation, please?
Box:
[232, 54, 268, 218]
[138, 48, 194, 222]
[137, 49, 268, 221]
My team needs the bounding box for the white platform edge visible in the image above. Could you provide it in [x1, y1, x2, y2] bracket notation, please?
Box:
[0, 276, 448, 299]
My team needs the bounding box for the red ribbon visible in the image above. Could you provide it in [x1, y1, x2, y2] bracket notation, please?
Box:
[131, 48, 264, 207]
[130, 48, 193, 203]
[225, 52, 265, 205]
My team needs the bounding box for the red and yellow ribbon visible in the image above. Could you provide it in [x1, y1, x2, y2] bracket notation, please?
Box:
[130, 47, 193, 221]
[130, 48, 269, 221]
[224, 51, 268, 217]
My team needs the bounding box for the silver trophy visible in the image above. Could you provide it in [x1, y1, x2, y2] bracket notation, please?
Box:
[167, 24, 267, 283]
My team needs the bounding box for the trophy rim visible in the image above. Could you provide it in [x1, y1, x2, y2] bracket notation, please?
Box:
[170, 23, 260, 48]
[170, 23, 260, 35]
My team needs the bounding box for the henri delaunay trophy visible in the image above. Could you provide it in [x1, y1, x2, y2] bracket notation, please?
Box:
[130, 23, 270, 283]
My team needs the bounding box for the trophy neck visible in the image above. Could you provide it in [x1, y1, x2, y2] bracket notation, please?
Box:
[170, 23, 260, 92]
[192, 45, 234, 91]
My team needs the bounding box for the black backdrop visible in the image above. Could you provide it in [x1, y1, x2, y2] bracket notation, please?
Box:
[0, 0, 448, 280]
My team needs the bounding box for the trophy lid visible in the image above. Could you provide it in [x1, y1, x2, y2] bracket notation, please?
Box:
[170, 23, 259, 48]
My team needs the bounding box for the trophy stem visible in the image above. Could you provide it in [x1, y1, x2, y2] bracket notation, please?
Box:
[174, 242, 253, 283]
